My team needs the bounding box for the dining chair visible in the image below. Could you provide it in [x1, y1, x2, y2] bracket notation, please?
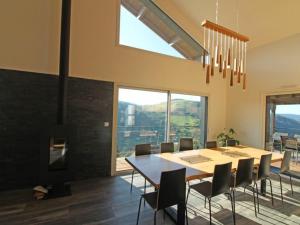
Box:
[285, 139, 298, 162]
[271, 150, 294, 203]
[136, 168, 188, 225]
[206, 141, 217, 149]
[187, 162, 235, 225]
[131, 144, 151, 193]
[226, 139, 237, 146]
[179, 138, 193, 151]
[253, 154, 273, 212]
[230, 158, 257, 216]
[160, 142, 175, 153]
[280, 135, 288, 153]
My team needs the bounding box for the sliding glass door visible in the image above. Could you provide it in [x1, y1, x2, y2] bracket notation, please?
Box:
[265, 93, 300, 151]
[116, 87, 207, 171]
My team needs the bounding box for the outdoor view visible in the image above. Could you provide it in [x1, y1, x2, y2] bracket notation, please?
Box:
[116, 88, 207, 170]
[275, 104, 300, 137]
[265, 93, 300, 151]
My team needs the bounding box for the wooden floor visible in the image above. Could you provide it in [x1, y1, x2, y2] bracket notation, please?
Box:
[0, 174, 299, 225]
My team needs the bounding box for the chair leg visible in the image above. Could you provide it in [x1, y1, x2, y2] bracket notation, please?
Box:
[290, 175, 294, 195]
[208, 198, 212, 225]
[254, 182, 260, 213]
[251, 186, 257, 217]
[267, 178, 274, 206]
[186, 206, 189, 225]
[136, 196, 143, 225]
[144, 178, 147, 206]
[186, 186, 191, 205]
[232, 189, 236, 213]
[278, 175, 283, 204]
[228, 192, 236, 225]
[204, 197, 207, 208]
[131, 170, 135, 192]
[154, 211, 157, 225]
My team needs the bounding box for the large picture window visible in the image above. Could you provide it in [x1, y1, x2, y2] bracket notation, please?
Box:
[116, 87, 207, 171]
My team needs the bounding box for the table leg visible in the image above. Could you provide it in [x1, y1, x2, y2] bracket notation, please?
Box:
[260, 179, 266, 196]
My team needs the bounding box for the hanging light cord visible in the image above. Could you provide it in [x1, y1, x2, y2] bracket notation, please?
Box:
[216, 0, 219, 24]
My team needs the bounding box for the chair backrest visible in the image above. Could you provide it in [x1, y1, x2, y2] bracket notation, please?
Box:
[211, 162, 232, 197]
[135, 144, 151, 156]
[179, 138, 193, 151]
[235, 158, 254, 187]
[294, 134, 300, 143]
[157, 168, 186, 210]
[272, 132, 288, 142]
[206, 141, 217, 149]
[257, 154, 272, 180]
[226, 139, 237, 146]
[281, 150, 292, 173]
[160, 142, 174, 153]
[280, 136, 289, 146]
[285, 139, 297, 150]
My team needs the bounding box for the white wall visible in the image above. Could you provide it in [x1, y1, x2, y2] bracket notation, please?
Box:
[0, 0, 229, 174]
[226, 34, 300, 148]
[0, 0, 61, 74]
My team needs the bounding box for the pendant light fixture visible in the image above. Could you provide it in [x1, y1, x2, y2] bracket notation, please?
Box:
[202, 0, 249, 90]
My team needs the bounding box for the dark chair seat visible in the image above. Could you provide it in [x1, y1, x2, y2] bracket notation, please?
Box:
[190, 181, 212, 197]
[142, 191, 158, 209]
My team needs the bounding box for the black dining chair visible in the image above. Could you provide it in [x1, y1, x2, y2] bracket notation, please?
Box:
[253, 154, 273, 211]
[230, 158, 257, 216]
[160, 142, 175, 153]
[206, 141, 217, 149]
[226, 139, 237, 146]
[131, 144, 151, 193]
[187, 162, 235, 225]
[179, 138, 193, 151]
[271, 150, 294, 204]
[136, 168, 188, 225]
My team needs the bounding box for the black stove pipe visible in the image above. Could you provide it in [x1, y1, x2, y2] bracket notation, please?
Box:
[57, 0, 72, 125]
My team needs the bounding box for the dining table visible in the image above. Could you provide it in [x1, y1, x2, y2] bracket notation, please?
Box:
[126, 146, 283, 225]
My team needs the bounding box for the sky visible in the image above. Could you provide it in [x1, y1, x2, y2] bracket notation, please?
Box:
[119, 88, 200, 105]
[276, 105, 300, 115]
[119, 6, 184, 59]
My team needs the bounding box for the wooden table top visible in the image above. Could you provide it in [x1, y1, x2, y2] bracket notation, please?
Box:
[125, 146, 283, 188]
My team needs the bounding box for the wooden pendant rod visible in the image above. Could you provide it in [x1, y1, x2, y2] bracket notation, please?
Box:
[202, 20, 249, 42]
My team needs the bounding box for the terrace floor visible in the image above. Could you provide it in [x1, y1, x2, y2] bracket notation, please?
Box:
[0, 174, 299, 225]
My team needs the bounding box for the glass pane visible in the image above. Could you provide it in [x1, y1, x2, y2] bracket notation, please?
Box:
[119, 0, 207, 60]
[117, 88, 168, 170]
[119, 5, 184, 59]
[169, 93, 206, 150]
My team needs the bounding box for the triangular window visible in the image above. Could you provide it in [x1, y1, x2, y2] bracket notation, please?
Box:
[119, 0, 206, 60]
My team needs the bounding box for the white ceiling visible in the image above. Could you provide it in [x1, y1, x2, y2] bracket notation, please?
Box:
[171, 0, 300, 49]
